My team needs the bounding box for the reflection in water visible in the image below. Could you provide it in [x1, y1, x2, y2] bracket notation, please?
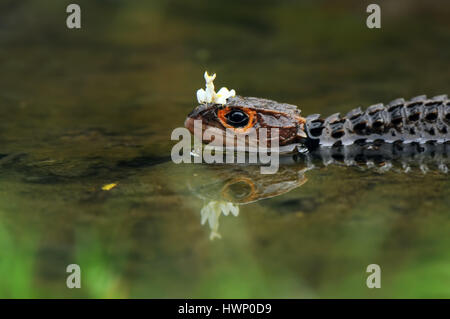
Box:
[190, 143, 450, 239]
[190, 161, 310, 239]
[200, 201, 239, 240]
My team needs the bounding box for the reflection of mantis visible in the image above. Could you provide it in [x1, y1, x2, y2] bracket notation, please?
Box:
[189, 143, 449, 239]
[188, 162, 310, 239]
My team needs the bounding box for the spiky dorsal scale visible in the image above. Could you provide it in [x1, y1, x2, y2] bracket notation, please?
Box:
[306, 95, 450, 147]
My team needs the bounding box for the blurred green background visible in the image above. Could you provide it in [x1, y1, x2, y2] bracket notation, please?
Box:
[0, 0, 449, 298]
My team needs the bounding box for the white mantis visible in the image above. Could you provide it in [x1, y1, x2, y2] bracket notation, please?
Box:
[196, 71, 236, 105]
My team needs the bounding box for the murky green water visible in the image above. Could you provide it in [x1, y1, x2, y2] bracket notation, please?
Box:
[0, 0, 449, 298]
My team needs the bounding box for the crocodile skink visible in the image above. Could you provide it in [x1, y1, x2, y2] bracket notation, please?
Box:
[185, 73, 449, 158]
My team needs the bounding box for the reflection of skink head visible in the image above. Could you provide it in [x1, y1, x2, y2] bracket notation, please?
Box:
[188, 163, 309, 240]
[186, 161, 311, 240]
[188, 164, 309, 205]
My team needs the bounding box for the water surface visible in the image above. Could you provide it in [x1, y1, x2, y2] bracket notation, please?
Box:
[0, 0, 449, 298]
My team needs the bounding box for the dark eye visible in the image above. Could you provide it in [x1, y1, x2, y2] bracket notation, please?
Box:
[225, 109, 249, 127]
[223, 180, 254, 202]
[226, 181, 252, 200]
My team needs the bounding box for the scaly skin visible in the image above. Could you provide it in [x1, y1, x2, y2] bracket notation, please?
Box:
[185, 94, 450, 152]
[305, 94, 450, 148]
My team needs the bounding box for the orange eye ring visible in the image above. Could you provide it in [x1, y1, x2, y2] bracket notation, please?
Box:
[217, 107, 256, 133]
[222, 177, 256, 203]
